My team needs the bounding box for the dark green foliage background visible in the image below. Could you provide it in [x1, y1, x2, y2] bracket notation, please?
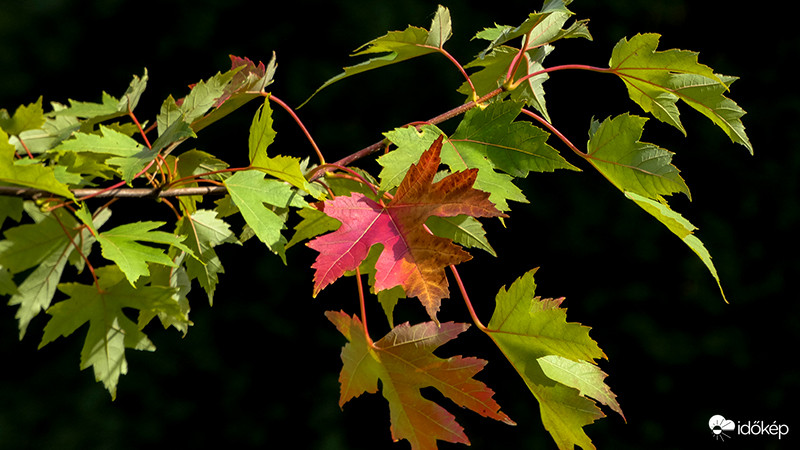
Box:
[1, 1, 797, 449]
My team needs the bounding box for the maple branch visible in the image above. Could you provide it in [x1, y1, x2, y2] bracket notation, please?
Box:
[0, 185, 229, 200]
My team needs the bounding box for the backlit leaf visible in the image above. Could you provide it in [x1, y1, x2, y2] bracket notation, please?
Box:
[98, 221, 191, 286]
[484, 269, 621, 449]
[326, 310, 514, 450]
[178, 209, 239, 305]
[0, 96, 45, 136]
[248, 97, 307, 190]
[586, 114, 690, 201]
[224, 170, 308, 262]
[473, 0, 587, 58]
[309, 137, 505, 321]
[39, 265, 180, 399]
[609, 33, 752, 153]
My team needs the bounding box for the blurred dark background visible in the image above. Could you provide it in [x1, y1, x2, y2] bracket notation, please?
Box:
[1, 1, 797, 449]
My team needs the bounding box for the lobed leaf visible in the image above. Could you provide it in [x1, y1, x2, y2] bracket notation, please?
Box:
[39, 266, 181, 399]
[248, 97, 307, 190]
[98, 221, 191, 286]
[51, 125, 169, 183]
[137, 258, 193, 335]
[50, 70, 148, 127]
[582, 114, 725, 299]
[609, 33, 752, 153]
[178, 209, 239, 305]
[460, 45, 556, 120]
[484, 269, 621, 450]
[223, 170, 308, 262]
[309, 137, 505, 322]
[586, 113, 690, 201]
[326, 310, 514, 450]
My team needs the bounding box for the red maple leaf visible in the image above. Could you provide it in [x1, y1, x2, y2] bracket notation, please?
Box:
[326, 310, 515, 450]
[308, 136, 506, 320]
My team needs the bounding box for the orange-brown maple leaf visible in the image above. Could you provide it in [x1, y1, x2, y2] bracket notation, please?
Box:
[326, 310, 515, 450]
[308, 136, 506, 320]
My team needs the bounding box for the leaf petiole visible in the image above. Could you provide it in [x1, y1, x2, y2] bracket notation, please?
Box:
[266, 94, 326, 165]
[449, 264, 487, 331]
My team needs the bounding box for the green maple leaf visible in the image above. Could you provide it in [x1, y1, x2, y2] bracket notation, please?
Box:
[50, 71, 148, 132]
[473, 0, 589, 58]
[137, 258, 193, 336]
[52, 71, 147, 118]
[0, 265, 15, 296]
[583, 114, 725, 299]
[1, 129, 74, 199]
[0, 96, 45, 136]
[586, 113, 690, 201]
[223, 170, 308, 262]
[178, 69, 239, 126]
[326, 310, 514, 450]
[248, 97, 307, 190]
[449, 100, 577, 177]
[39, 265, 181, 399]
[302, 5, 452, 105]
[178, 209, 239, 305]
[52, 125, 158, 183]
[97, 221, 191, 285]
[483, 269, 622, 450]
[52, 91, 121, 119]
[425, 214, 496, 257]
[0, 196, 23, 228]
[609, 33, 752, 153]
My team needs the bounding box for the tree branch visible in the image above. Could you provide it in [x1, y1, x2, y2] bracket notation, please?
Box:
[0, 185, 228, 200]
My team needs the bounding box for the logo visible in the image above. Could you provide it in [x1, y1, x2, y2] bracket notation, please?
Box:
[708, 414, 790, 442]
[709, 415, 736, 441]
